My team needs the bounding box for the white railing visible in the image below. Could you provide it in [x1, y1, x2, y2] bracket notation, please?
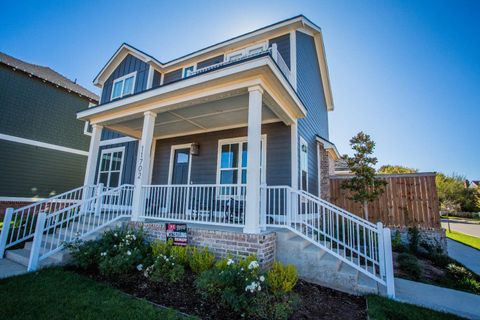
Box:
[140, 184, 246, 227]
[262, 185, 395, 297]
[0, 185, 98, 255]
[270, 43, 292, 84]
[27, 184, 134, 271]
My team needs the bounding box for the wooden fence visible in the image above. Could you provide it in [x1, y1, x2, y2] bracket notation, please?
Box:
[329, 172, 440, 229]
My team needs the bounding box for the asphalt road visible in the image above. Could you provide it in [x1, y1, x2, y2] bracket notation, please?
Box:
[441, 219, 480, 237]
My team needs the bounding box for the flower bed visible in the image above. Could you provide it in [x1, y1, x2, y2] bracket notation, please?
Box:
[67, 226, 367, 319]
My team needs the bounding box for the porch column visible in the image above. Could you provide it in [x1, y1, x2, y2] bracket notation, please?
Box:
[244, 86, 263, 234]
[83, 124, 103, 186]
[131, 111, 157, 221]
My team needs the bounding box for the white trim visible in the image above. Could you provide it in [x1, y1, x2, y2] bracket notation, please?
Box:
[317, 142, 322, 196]
[83, 121, 92, 136]
[146, 65, 154, 89]
[0, 196, 45, 202]
[110, 71, 137, 100]
[215, 135, 267, 186]
[168, 143, 193, 184]
[289, 30, 297, 90]
[290, 121, 298, 189]
[182, 65, 197, 78]
[225, 42, 267, 62]
[0, 133, 88, 156]
[99, 136, 137, 146]
[97, 146, 125, 188]
[299, 136, 308, 192]
[316, 136, 341, 160]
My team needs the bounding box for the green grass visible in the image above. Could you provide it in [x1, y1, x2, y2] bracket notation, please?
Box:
[0, 268, 194, 320]
[446, 229, 480, 250]
[367, 295, 465, 320]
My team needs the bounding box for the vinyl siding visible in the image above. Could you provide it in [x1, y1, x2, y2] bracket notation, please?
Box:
[100, 54, 149, 104]
[0, 65, 91, 151]
[296, 31, 329, 196]
[152, 70, 162, 88]
[151, 122, 291, 186]
[163, 69, 182, 85]
[0, 140, 87, 198]
[269, 34, 291, 69]
[197, 54, 224, 69]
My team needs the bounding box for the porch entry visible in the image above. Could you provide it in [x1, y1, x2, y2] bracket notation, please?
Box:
[169, 146, 191, 185]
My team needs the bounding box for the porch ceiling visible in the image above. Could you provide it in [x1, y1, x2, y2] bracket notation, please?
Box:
[106, 94, 280, 139]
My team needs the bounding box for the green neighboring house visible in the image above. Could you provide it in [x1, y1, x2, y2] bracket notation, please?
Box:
[0, 51, 98, 212]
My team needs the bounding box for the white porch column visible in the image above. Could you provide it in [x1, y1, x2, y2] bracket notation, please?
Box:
[131, 111, 157, 221]
[290, 121, 298, 189]
[244, 86, 263, 234]
[83, 124, 103, 186]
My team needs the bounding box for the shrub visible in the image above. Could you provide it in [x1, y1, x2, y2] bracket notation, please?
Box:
[145, 254, 185, 283]
[171, 245, 189, 266]
[391, 230, 406, 252]
[267, 261, 298, 295]
[408, 227, 420, 253]
[189, 246, 215, 274]
[151, 239, 172, 257]
[397, 253, 421, 280]
[445, 263, 480, 294]
[65, 239, 102, 271]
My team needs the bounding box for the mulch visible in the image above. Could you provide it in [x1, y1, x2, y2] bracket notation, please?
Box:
[72, 267, 367, 320]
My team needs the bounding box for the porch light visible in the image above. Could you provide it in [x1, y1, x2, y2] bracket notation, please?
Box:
[190, 142, 200, 156]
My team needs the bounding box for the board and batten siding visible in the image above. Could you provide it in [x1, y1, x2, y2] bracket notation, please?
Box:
[151, 122, 291, 186]
[0, 140, 87, 198]
[100, 54, 149, 104]
[268, 34, 291, 68]
[295, 31, 329, 196]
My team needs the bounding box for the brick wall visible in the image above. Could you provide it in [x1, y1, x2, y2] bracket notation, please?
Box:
[318, 143, 331, 201]
[0, 201, 32, 220]
[129, 222, 277, 268]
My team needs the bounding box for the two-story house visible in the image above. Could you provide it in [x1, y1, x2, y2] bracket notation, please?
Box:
[0, 16, 395, 297]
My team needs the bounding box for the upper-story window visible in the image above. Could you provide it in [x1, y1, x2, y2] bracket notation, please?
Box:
[111, 71, 136, 100]
[226, 43, 267, 62]
[182, 65, 196, 78]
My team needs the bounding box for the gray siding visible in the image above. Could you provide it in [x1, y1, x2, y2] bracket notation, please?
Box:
[151, 122, 290, 186]
[269, 34, 291, 69]
[152, 70, 162, 88]
[100, 54, 149, 104]
[197, 54, 224, 69]
[0, 65, 91, 150]
[163, 69, 182, 85]
[0, 140, 87, 198]
[296, 31, 329, 196]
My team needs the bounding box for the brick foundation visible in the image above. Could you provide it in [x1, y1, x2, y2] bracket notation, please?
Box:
[129, 222, 276, 268]
[391, 227, 447, 252]
[318, 143, 331, 201]
[0, 201, 33, 220]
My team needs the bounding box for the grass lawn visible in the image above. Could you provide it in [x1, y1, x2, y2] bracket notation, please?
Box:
[0, 268, 194, 320]
[446, 229, 480, 250]
[367, 295, 465, 320]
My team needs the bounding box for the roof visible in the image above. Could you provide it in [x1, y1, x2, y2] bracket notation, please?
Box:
[92, 15, 334, 111]
[0, 51, 99, 102]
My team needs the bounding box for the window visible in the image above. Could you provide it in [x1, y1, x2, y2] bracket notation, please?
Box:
[83, 121, 92, 136]
[111, 72, 136, 100]
[225, 43, 267, 62]
[216, 137, 266, 193]
[97, 147, 124, 188]
[182, 65, 196, 78]
[300, 137, 308, 192]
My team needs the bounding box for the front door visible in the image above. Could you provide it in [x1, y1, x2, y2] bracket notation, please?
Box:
[170, 148, 191, 215]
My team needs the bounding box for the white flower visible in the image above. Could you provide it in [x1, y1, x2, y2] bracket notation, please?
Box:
[257, 285, 261, 291]
[245, 281, 258, 293]
[136, 264, 143, 271]
[132, 235, 136, 240]
[100, 252, 107, 257]
[259, 276, 265, 282]
[248, 261, 259, 270]
[227, 259, 234, 266]
[114, 233, 118, 237]
[126, 250, 132, 256]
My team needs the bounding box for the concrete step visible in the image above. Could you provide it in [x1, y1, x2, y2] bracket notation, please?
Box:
[5, 248, 58, 268]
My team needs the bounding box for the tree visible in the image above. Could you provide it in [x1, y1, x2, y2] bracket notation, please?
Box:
[378, 165, 418, 174]
[436, 173, 479, 213]
[341, 132, 387, 220]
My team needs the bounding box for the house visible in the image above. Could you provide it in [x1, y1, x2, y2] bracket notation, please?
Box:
[0, 52, 98, 215]
[0, 16, 395, 297]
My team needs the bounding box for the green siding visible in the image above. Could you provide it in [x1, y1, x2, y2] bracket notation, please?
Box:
[0, 140, 87, 198]
[0, 64, 91, 150]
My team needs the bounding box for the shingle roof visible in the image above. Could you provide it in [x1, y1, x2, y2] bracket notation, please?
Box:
[0, 51, 98, 101]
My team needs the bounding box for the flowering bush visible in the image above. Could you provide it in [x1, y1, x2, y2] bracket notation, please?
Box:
[144, 253, 185, 283]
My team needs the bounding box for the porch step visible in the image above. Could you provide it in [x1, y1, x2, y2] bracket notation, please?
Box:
[275, 229, 378, 295]
[5, 249, 58, 268]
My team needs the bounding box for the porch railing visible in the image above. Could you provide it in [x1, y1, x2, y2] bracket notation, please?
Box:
[140, 184, 246, 227]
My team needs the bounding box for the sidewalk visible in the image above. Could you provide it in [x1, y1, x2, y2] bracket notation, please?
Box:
[447, 238, 480, 275]
[395, 277, 480, 319]
[0, 259, 27, 279]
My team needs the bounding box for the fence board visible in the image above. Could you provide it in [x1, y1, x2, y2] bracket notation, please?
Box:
[329, 173, 440, 229]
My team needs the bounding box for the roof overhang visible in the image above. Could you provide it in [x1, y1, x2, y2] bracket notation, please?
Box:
[316, 136, 341, 160]
[79, 56, 307, 129]
[91, 15, 334, 111]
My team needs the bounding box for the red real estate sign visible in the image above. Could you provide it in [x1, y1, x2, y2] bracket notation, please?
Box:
[165, 223, 188, 246]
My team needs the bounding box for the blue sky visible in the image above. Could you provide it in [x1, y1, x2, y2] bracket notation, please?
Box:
[1, 0, 478, 179]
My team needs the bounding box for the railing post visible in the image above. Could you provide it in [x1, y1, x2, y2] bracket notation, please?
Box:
[27, 212, 47, 272]
[95, 183, 104, 217]
[286, 188, 292, 226]
[0, 208, 14, 258]
[377, 222, 386, 280]
[383, 227, 395, 298]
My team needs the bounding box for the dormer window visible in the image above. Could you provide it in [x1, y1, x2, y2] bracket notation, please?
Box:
[111, 72, 136, 100]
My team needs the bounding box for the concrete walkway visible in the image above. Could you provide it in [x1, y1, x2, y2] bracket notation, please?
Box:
[0, 259, 28, 279]
[395, 278, 480, 319]
[447, 239, 480, 275]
